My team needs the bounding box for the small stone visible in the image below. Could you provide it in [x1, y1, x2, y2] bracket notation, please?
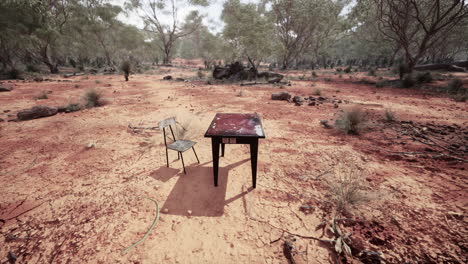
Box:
[163, 208, 169, 213]
[308, 101, 316, 106]
[334, 103, 338, 108]
[187, 210, 192, 215]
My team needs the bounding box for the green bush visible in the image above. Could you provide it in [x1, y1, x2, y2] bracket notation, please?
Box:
[416, 72, 432, 84]
[401, 74, 415, 88]
[26, 64, 40, 72]
[335, 108, 366, 135]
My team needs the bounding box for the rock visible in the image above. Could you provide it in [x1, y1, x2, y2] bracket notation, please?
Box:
[320, 120, 332, 129]
[88, 68, 98, 74]
[187, 210, 192, 215]
[4, 110, 10, 113]
[0, 85, 13, 92]
[308, 101, 316, 106]
[175, 77, 186, 82]
[162, 208, 169, 213]
[163, 75, 173, 80]
[294, 102, 303, 106]
[292, 96, 304, 103]
[308, 96, 316, 101]
[318, 96, 326, 101]
[271, 92, 292, 101]
[17, 105, 58, 120]
[334, 103, 339, 108]
[0, 118, 4, 122]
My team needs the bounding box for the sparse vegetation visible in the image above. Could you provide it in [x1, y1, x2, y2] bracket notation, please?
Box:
[26, 64, 40, 72]
[35, 91, 48, 100]
[368, 68, 376, 76]
[401, 74, 416, 88]
[384, 108, 396, 122]
[311, 71, 318, 78]
[344, 66, 352, 73]
[83, 89, 106, 108]
[327, 165, 369, 214]
[121, 61, 131, 81]
[335, 107, 366, 135]
[415, 72, 432, 84]
[237, 90, 245, 97]
[447, 78, 464, 94]
[313, 88, 321, 96]
[95, 80, 101, 84]
[197, 70, 205, 79]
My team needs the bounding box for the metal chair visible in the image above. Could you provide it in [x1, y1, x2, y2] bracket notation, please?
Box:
[159, 117, 200, 174]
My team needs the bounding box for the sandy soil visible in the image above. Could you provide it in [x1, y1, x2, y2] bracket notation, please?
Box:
[0, 65, 467, 264]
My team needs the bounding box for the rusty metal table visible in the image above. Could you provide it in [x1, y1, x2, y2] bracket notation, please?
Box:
[204, 113, 265, 188]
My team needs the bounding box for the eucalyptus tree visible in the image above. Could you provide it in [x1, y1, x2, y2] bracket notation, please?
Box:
[126, 0, 208, 64]
[372, 0, 468, 71]
[221, 0, 275, 72]
[269, 0, 348, 69]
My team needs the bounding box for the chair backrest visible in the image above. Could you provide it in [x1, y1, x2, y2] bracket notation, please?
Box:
[159, 117, 176, 129]
[159, 117, 177, 147]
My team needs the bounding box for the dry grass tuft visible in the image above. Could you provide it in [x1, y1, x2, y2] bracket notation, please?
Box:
[326, 164, 369, 215]
[335, 107, 366, 134]
[83, 88, 109, 108]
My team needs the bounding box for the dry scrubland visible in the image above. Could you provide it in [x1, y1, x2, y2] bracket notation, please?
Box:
[0, 63, 467, 263]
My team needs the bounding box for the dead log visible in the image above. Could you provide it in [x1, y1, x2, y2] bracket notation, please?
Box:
[17, 105, 58, 120]
[213, 62, 283, 82]
[414, 61, 468, 71]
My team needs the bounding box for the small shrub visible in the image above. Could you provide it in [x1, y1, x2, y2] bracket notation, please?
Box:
[26, 64, 40, 72]
[335, 107, 366, 135]
[95, 80, 101, 84]
[327, 165, 368, 214]
[344, 66, 352, 73]
[35, 91, 48, 100]
[375, 81, 385, 88]
[312, 71, 318, 78]
[197, 70, 205, 79]
[401, 74, 415, 88]
[336, 68, 343, 73]
[121, 61, 131, 81]
[447, 78, 463, 94]
[324, 77, 332, 82]
[299, 74, 306, 80]
[368, 68, 376, 76]
[66, 103, 82, 112]
[452, 93, 467, 102]
[7, 68, 22, 79]
[74, 84, 80, 88]
[83, 88, 106, 108]
[384, 108, 396, 122]
[237, 90, 245, 97]
[415, 72, 432, 84]
[338, 74, 342, 78]
[313, 88, 321, 95]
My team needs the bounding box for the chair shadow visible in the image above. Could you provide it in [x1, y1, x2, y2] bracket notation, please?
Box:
[161, 158, 251, 217]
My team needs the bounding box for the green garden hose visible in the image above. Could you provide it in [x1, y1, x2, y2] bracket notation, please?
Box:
[121, 197, 160, 254]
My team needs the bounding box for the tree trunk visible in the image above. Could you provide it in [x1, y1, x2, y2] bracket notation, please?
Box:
[41, 45, 59, 73]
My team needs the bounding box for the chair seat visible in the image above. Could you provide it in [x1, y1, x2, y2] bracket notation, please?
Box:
[167, 140, 197, 152]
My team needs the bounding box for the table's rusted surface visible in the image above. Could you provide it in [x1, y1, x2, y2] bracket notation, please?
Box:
[205, 113, 265, 188]
[204, 113, 265, 138]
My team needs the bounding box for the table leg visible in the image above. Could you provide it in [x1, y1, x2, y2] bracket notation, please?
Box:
[250, 138, 258, 188]
[211, 137, 220, 187]
[221, 143, 225, 157]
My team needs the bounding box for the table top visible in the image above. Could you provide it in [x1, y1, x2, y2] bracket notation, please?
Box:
[204, 113, 265, 138]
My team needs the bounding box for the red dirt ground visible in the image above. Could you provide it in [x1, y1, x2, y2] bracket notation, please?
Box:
[0, 65, 467, 264]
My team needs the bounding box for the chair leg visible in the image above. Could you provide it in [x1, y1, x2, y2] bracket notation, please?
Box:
[165, 148, 169, 167]
[177, 152, 180, 160]
[192, 147, 200, 163]
[180, 152, 186, 174]
[221, 143, 225, 157]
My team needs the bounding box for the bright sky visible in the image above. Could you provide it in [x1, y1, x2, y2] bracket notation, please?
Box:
[111, 0, 227, 33]
[110, 0, 355, 34]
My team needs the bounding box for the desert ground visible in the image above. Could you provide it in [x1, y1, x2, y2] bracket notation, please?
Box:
[0, 63, 467, 263]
